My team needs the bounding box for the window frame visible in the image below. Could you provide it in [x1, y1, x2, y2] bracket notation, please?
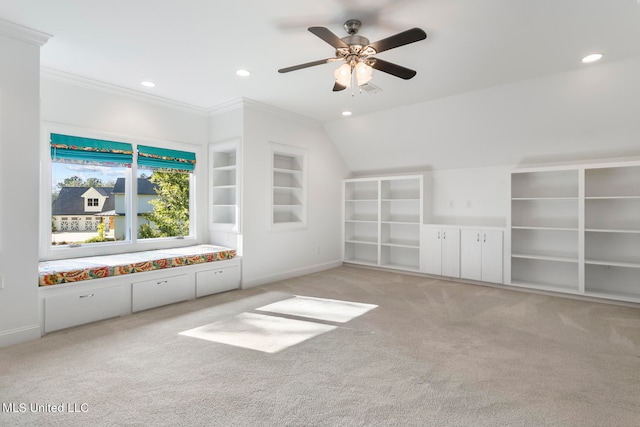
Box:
[40, 123, 200, 261]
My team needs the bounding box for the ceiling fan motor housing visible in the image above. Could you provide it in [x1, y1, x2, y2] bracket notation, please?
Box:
[343, 19, 362, 35]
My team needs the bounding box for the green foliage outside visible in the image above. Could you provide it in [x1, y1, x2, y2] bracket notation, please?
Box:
[139, 171, 190, 239]
[84, 222, 109, 243]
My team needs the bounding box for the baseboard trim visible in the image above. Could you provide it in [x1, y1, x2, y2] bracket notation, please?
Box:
[0, 324, 41, 348]
[241, 260, 343, 289]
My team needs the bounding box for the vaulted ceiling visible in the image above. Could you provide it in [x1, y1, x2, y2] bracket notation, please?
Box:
[2, 0, 639, 122]
[2, 1, 640, 171]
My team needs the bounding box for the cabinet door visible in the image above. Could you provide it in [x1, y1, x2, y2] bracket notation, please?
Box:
[460, 229, 482, 281]
[196, 265, 240, 298]
[481, 230, 503, 283]
[421, 227, 442, 275]
[441, 228, 460, 278]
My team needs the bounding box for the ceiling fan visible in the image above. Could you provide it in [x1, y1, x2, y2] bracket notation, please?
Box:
[278, 19, 427, 92]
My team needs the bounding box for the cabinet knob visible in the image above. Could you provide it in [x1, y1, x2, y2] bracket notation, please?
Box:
[79, 294, 95, 299]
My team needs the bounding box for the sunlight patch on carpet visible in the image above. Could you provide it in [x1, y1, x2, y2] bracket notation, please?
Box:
[179, 312, 336, 353]
[255, 295, 377, 323]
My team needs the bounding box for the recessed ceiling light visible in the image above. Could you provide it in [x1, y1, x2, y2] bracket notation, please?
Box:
[236, 69, 251, 77]
[581, 53, 603, 64]
[342, 111, 352, 117]
[140, 81, 155, 88]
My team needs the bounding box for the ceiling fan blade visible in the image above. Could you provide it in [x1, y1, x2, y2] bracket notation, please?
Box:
[308, 26, 349, 49]
[370, 58, 417, 80]
[368, 27, 427, 54]
[332, 82, 347, 92]
[278, 58, 337, 73]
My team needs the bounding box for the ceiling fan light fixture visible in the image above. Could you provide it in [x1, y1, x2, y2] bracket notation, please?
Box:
[355, 61, 373, 86]
[334, 63, 352, 87]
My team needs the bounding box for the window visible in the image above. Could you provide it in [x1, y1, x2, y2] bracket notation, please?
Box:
[136, 145, 195, 240]
[46, 131, 197, 255]
[50, 133, 131, 246]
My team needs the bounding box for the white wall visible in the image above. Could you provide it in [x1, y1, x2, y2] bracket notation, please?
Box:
[239, 103, 349, 287]
[39, 78, 211, 257]
[41, 76, 209, 145]
[325, 55, 640, 174]
[0, 21, 49, 347]
[423, 166, 511, 227]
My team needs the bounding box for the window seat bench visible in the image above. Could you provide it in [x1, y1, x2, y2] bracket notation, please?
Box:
[39, 244, 236, 286]
[38, 244, 241, 334]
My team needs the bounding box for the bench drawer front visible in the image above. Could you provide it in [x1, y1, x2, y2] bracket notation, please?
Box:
[131, 273, 191, 312]
[44, 285, 122, 333]
[196, 265, 240, 297]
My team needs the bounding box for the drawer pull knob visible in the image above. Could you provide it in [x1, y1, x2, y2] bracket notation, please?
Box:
[79, 294, 95, 299]
[157, 280, 168, 285]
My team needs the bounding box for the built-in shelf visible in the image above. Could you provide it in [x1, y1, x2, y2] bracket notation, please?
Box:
[344, 175, 423, 270]
[270, 143, 307, 228]
[210, 141, 240, 232]
[511, 162, 640, 303]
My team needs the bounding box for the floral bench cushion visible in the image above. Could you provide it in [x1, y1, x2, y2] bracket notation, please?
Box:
[39, 244, 236, 287]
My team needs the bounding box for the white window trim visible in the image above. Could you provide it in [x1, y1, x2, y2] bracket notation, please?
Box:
[40, 122, 202, 261]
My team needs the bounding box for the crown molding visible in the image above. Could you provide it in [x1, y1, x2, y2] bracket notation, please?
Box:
[0, 18, 51, 46]
[208, 97, 321, 127]
[41, 67, 210, 116]
[40, 68, 322, 125]
[206, 98, 245, 116]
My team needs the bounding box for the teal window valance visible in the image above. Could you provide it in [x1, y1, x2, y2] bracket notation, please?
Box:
[137, 145, 196, 172]
[50, 133, 133, 166]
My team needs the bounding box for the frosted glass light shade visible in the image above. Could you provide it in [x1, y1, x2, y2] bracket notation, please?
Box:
[334, 63, 352, 87]
[355, 62, 372, 86]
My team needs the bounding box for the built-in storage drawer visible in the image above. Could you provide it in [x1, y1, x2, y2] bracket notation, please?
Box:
[44, 284, 122, 333]
[131, 273, 191, 312]
[196, 264, 240, 297]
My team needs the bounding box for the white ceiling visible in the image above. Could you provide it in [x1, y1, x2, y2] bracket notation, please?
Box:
[2, 0, 640, 123]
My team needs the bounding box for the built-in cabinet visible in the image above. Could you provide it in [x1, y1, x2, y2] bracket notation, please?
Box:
[39, 258, 242, 334]
[460, 229, 503, 283]
[510, 161, 640, 303]
[421, 227, 460, 277]
[344, 175, 423, 271]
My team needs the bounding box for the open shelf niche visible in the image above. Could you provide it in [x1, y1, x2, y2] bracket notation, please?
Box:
[270, 142, 307, 228]
[210, 140, 240, 232]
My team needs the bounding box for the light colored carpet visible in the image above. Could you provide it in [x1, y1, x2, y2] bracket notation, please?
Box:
[1, 266, 639, 426]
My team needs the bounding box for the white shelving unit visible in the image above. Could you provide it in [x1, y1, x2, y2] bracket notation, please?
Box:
[510, 161, 640, 303]
[344, 175, 423, 271]
[584, 165, 640, 300]
[270, 143, 306, 228]
[210, 141, 240, 232]
[510, 168, 580, 293]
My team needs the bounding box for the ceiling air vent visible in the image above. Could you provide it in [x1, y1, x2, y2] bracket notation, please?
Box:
[359, 82, 382, 94]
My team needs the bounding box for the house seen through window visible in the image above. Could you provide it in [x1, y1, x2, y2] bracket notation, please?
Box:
[50, 134, 195, 248]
